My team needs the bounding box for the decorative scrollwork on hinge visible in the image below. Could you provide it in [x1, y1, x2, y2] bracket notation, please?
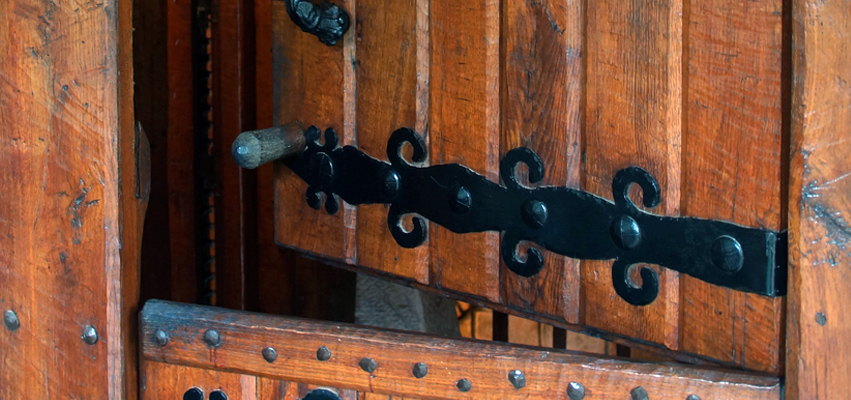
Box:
[283, 127, 787, 306]
[284, 0, 350, 46]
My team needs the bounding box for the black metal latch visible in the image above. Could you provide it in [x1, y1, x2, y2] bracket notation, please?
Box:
[233, 125, 787, 306]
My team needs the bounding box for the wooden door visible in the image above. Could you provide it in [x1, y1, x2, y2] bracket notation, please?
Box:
[267, 0, 789, 373]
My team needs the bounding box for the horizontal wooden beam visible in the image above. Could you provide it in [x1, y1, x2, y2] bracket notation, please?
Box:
[140, 300, 780, 400]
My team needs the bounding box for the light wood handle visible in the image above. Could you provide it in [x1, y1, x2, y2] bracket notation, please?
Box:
[231, 122, 306, 169]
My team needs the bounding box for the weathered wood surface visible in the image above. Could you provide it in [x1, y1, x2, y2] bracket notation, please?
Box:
[273, 0, 358, 263]
[583, 0, 683, 350]
[786, 0, 851, 398]
[355, 0, 430, 284]
[500, 0, 582, 324]
[427, 0, 501, 302]
[0, 0, 137, 398]
[680, 0, 787, 374]
[141, 300, 781, 400]
[269, 0, 790, 371]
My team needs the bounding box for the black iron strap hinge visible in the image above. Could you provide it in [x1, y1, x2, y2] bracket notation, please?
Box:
[234, 125, 787, 306]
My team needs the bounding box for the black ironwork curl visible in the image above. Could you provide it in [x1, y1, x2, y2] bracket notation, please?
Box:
[285, 0, 350, 46]
[283, 127, 787, 306]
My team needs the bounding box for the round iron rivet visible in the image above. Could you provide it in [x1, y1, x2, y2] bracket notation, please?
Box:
[304, 388, 342, 400]
[449, 186, 472, 214]
[309, 153, 335, 189]
[710, 235, 744, 273]
[631, 386, 649, 400]
[412, 362, 428, 379]
[82, 325, 99, 345]
[507, 369, 526, 389]
[611, 215, 641, 249]
[686, 395, 701, 400]
[209, 390, 228, 400]
[203, 329, 221, 348]
[183, 387, 204, 400]
[154, 329, 169, 346]
[4, 310, 20, 331]
[521, 199, 548, 229]
[380, 167, 401, 199]
[262, 347, 277, 363]
[456, 378, 472, 392]
[359, 357, 377, 373]
[566, 381, 586, 400]
[316, 346, 332, 361]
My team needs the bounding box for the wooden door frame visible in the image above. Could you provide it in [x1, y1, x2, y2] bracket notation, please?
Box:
[785, 0, 851, 397]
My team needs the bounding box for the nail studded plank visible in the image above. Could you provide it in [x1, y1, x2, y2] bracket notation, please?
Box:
[141, 300, 780, 400]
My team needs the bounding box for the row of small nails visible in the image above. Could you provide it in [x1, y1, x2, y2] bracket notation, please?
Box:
[5, 309, 100, 345]
[155, 328, 702, 400]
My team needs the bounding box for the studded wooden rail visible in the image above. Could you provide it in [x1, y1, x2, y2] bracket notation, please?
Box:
[140, 300, 780, 400]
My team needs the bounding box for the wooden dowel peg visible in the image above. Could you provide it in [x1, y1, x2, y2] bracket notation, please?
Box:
[231, 122, 306, 169]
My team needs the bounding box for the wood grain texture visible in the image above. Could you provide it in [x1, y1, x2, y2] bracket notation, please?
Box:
[141, 300, 781, 400]
[134, 0, 177, 303]
[499, 0, 582, 324]
[213, 0, 260, 309]
[273, 0, 357, 263]
[0, 0, 134, 398]
[786, 0, 851, 397]
[583, 0, 683, 349]
[164, 0, 199, 304]
[120, 15, 144, 400]
[680, 0, 786, 373]
[429, 0, 501, 302]
[141, 361, 256, 400]
[255, 0, 291, 316]
[355, 0, 429, 283]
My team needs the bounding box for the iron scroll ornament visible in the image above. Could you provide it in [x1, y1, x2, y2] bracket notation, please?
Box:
[285, 0, 350, 46]
[283, 126, 787, 306]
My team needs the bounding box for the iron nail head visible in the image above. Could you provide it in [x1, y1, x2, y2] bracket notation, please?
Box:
[262, 347, 277, 363]
[4, 310, 20, 331]
[82, 325, 98, 345]
[203, 329, 221, 348]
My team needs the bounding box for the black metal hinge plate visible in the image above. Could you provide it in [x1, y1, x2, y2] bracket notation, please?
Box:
[284, 126, 787, 306]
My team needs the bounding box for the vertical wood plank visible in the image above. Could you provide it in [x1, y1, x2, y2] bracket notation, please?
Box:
[120, 3, 142, 399]
[273, 0, 357, 263]
[429, 0, 501, 302]
[254, 0, 298, 316]
[355, 0, 429, 283]
[213, 0, 260, 309]
[681, 0, 785, 373]
[165, 0, 199, 304]
[0, 0, 133, 397]
[787, 0, 851, 397]
[583, 0, 683, 348]
[500, 0, 583, 323]
[141, 361, 256, 400]
[134, 0, 176, 303]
